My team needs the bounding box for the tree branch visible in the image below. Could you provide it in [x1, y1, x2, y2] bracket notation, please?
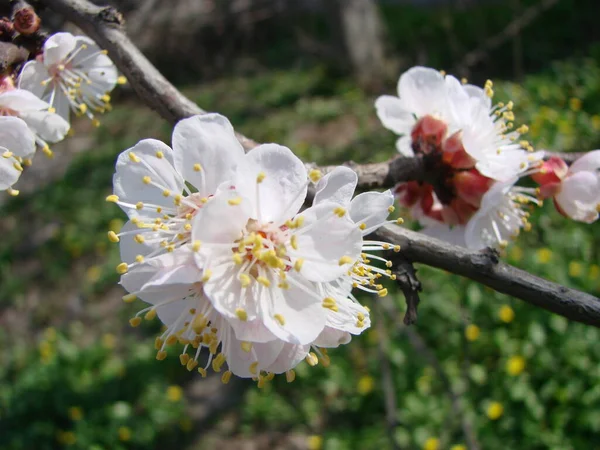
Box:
[374, 225, 600, 328]
[41, 0, 600, 328]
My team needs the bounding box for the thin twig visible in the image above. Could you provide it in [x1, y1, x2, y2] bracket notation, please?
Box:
[374, 224, 600, 328]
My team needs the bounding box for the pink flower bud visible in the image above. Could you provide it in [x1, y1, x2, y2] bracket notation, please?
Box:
[531, 156, 568, 187]
[395, 181, 423, 208]
[442, 131, 476, 169]
[411, 115, 447, 154]
[454, 169, 494, 208]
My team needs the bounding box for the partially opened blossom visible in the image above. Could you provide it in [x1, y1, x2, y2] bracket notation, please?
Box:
[0, 116, 35, 194]
[375, 66, 541, 181]
[110, 114, 392, 383]
[18, 32, 122, 124]
[0, 88, 69, 157]
[532, 152, 600, 223]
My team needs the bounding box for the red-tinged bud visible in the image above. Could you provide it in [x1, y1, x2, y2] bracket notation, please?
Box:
[442, 131, 476, 169]
[411, 115, 448, 154]
[531, 156, 568, 186]
[0, 17, 15, 40]
[395, 181, 423, 207]
[449, 197, 477, 225]
[13, 6, 40, 36]
[538, 181, 562, 199]
[454, 169, 494, 208]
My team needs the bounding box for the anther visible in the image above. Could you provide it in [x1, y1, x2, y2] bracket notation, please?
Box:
[228, 197, 242, 206]
[338, 256, 353, 266]
[256, 171, 266, 183]
[285, 370, 296, 383]
[108, 231, 120, 243]
[201, 269, 212, 282]
[274, 314, 285, 326]
[241, 341, 252, 352]
[221, 371, 232, 384]
[235, 308, 248, 321]
[122, 293, 137, 303]
[129, 152, 141, 163]
[156, 351, 168, 360]
[308, 169, 322, 183]
[116, 263, 128, 274]
[306, 352, 318, 366]
[144, 309, 157, 320]
[129, 317, 142, 327]
[106, 194, 119, 203]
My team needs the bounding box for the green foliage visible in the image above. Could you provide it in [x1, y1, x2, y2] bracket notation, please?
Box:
[1, 55, 600, 450]
[0, 327, 188, 450]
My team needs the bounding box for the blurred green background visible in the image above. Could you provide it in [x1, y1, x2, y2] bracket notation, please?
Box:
[1, 0, 600, 449]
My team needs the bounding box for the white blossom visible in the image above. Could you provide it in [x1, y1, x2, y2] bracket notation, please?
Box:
[375, 66, 541, 181]
[0, 116, 35, 194]
[552, 151, 600, 223]
[18, 32, 122, 124]
[110, 114, 393, 381]
[0, 88, 69, 157]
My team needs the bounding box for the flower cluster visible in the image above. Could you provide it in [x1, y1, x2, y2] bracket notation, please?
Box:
[376, 66, 545, 249]
[109, 114, 395, 383]
[0, 29, 121, 194]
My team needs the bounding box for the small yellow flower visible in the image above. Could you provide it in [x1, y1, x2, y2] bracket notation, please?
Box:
[86, 265, 102, 283]
[307, 435, 323, 450]
[166, 385, 183, 402]
[569, 261, 583, 278]
[509, 246, 523, 262]
[498, 305, 515, 323]
[423, 437, 440, 450]
[486, 402, 504, 420]
[357, 375, 375, 395]
[506, 355, 526, 376]
[101, 333, 117, 349]
[536, 248, 552, 264]
[68, 406, 83, 421]
[118, 426, 132, 442]
[569, 97, 582, 111]
[465, 324, 480, 342]
[450, 446, 467, 450]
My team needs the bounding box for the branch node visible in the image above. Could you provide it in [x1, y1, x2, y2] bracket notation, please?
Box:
[98, 6, 124, 27]
[392, 255, 422, 325]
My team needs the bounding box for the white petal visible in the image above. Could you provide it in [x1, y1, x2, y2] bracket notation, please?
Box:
[264, 342, 310, 374]
[396, 136, 415, 157]
[313, 166, 357, 206]
[17, 61, 50, 100]
[313, 327, 351, 348]
[202, 260, 260, 325]
[235, 144, 307, 223]
[113, 139, 184, 218]
[0, 148, 22, 190]
[20, 110, 70, 143]
[119, 264, 192, 308]
[569, 150, 600, 174]
[291, 202, 363, 282]
[0, 89, 51, 112]
[223, 331, 284, 378]
[118, 219, 156, 264]
[556, 171, 600, 223]
[190, 189, 250, 244]
[43, 32, 77, 67]
[397, 66, 448, 117]
[349, 190, 393, 235]
[0, 116, 36, 157]
[260, 276, 326, 345]
[172, 114, 244, 195]
[141, 248, 200, 289]
[463, 84, 492, 109]
[374, 95, 415, 135]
